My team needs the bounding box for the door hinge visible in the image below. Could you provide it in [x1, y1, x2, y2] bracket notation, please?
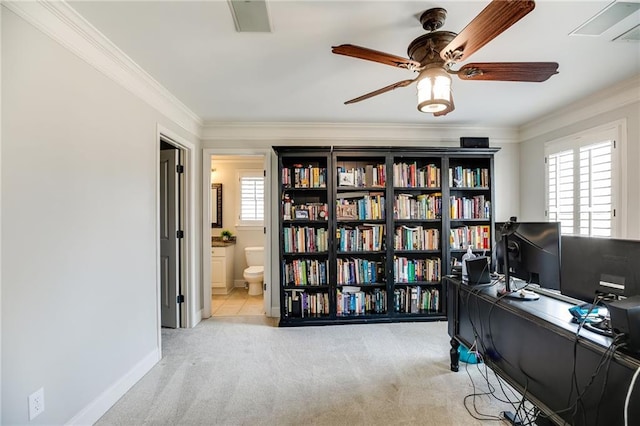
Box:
[177, 295, 184, 304]
[177, 230, 184, 239]
[613, 209, 616, 217]
[176, 165, 184, 173]
[264, 227, 266, 234]
[263, 283, 267, 290]
[263, 169, 266, 177]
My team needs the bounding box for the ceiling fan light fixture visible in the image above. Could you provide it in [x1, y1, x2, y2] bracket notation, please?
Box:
[416, 67, 452, 114]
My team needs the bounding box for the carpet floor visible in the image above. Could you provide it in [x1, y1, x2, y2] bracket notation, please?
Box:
[96, 317, 527, 425]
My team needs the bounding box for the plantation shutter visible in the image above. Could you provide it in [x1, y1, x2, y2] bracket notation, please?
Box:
[545, 122, 621, 238]
[548, 149, 575, 235]
[239, 174, 264, 223]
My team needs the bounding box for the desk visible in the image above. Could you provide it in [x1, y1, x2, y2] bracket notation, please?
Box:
[445, 276, 640, 426]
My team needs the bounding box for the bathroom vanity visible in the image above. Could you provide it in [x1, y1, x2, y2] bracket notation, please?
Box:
[211, 239, 235, 295]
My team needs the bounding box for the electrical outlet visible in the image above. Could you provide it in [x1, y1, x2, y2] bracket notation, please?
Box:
[28, 387, 45, 420]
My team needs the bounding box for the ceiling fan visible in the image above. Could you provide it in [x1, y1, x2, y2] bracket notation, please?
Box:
[332, 0, 559, 116]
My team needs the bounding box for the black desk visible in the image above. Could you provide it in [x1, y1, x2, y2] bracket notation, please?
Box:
[445, 276, 640, 426]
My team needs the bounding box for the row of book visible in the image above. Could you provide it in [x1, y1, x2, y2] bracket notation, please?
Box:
[394, 287, 440, 313]
[336, 193, 385, 220]
[449, 225, 491, 250]
[337, 165, 386, 187]
[337, 287, 387, 315]
[394, 257, 441, 283]
[282, 199, 329, 221]
[393, 225, 440, 251]
[282, 259, 328, 286]
[282, 165, 327, 188]
[450, 195, 491, 220]
[337, 224, 385, 252]
[336, 258, 385, 285]
[393, 162, 441, 188]
[394, 193, 442, 220]
[283, 226, 329, 253]
[283, 290, 329, 318]
[449, 166, 490, 188]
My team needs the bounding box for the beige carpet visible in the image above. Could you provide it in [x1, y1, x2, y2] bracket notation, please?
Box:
[96, 317, 527, 425]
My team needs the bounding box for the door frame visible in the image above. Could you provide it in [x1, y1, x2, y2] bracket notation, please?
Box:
[156, 124, 198, 340]
[202, 148, 274, 318]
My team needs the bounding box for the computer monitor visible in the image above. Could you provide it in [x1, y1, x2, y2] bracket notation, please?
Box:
[495, 220, 562, 292]
[560, 235, 640, 303]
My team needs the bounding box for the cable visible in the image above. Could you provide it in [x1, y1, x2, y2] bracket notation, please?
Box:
[625, 365, 640, 426]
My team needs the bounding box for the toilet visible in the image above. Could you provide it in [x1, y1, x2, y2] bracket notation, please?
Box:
[243, 246, 264, 296]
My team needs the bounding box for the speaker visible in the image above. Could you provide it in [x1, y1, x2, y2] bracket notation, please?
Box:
[607, 295, 640, 353]
[460, 137, 489, 148]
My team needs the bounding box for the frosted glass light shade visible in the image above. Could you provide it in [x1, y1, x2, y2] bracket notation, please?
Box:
[416, 67, 452, 114]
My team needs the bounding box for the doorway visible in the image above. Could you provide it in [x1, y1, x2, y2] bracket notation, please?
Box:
[203, 150, 273, 319]
[159, 139, 185, 328]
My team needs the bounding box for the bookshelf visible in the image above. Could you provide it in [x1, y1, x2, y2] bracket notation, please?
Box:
[274, 146, 498, 326]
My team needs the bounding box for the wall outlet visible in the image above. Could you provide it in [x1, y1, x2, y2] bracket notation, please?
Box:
[28, 387, 45, 420]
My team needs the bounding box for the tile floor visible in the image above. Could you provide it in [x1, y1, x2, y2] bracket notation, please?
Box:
[212, 287, 265, 316]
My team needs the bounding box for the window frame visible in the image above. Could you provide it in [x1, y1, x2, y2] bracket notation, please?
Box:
[544, 120, 627, 238]
[236, 169, 265, 228]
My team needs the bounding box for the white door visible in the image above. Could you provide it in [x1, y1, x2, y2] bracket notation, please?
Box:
[160, 149, 180, 328]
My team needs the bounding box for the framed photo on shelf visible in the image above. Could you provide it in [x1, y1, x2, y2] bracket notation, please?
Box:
[294, 210, 309, 219]
[338, 171, 355, 186]
[337, 204, 358, 220]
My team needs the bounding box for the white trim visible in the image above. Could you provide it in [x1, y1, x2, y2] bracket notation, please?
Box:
[520, 75, 640, 141]
[158, 125, 200, 329]
[202, 153, 213, 319]
[65, 348, 161, 426]
[201, 122, 518, 144]
[203, 148, 274, 317]
[4, 0, 202, 138]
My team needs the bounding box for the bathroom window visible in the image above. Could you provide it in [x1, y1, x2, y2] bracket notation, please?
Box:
[237, 170, 264, 227]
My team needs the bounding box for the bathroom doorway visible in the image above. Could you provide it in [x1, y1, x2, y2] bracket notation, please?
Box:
[203, 150, 273, 319]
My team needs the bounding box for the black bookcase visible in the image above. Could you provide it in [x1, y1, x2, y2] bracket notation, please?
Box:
[274, 146, 499, 326]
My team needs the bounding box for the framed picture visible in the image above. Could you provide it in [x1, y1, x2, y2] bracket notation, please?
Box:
[338, 171, 355, 186]
[295, 209, 309, 219]
[337, 204, 358, 220]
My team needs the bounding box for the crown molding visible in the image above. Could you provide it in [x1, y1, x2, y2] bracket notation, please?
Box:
[201, 122, 518, 145]
[4, 0, 203, 138]
[519, 74, 640, 142]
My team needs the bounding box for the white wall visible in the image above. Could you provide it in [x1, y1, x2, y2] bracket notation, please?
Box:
[2, 8, 199, 424]
[518, 75, 640, 238]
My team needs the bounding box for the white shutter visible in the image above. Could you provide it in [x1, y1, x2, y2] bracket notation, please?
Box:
[239, 172, 265, 224]
[548, 149, 575, 235]
[545, 121, 622, 238]
[579, 141, 612, 237]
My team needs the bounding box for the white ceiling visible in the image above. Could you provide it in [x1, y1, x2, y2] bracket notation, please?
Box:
[68, 0, 640, 127]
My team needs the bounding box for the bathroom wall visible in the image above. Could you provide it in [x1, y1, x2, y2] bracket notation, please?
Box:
[211, 156, 265, 286]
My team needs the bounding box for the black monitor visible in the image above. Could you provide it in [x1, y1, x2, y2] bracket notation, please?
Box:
[495, 220, 562, 292]
[560, 235, 640, 303]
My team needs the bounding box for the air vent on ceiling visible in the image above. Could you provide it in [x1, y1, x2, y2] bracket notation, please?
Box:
[571, 1, 640, 36]
[228, 0, 272, 33]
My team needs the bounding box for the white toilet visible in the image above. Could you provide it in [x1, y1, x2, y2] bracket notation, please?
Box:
[243, 246, 264, 296]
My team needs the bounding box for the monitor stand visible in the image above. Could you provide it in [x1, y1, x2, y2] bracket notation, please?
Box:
[499, 277, 540, 301]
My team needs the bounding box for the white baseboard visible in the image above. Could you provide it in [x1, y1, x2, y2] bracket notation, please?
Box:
[65, 348, 161, 425]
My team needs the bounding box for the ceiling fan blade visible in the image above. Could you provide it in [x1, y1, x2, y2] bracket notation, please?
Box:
[457, 62, 559, 82]
[441, 0, 535, 63]
[344, 79, 416, 104]
[332, 44, 421, 70]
